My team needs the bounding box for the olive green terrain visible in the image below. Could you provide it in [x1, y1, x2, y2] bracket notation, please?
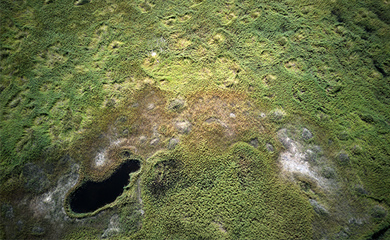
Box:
[1, 0, 389, 239]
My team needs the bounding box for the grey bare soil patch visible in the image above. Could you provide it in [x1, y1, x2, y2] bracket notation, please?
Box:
[276, 125, 385, 239]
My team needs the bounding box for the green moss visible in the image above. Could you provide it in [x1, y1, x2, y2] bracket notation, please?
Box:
[137, 142, 313, 239]
[0, 0, 389, 238]
[62, 227, 100, 240]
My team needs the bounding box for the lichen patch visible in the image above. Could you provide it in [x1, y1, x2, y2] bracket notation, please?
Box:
[277, 128, 334, 192]
[29, 164, 80, 221]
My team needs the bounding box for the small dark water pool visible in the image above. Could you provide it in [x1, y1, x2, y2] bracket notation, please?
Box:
[69, 160, 140, 213]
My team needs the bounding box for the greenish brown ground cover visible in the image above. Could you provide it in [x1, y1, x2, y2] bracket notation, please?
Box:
[1, 0, 389, 239]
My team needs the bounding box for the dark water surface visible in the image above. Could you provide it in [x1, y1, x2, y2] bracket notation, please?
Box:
[70, 160, 140, 213]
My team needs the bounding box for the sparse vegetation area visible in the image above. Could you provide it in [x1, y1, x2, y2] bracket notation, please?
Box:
[1, 0, 389, 239]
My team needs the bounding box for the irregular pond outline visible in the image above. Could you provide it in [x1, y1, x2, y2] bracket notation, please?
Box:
[69, 159, 141, 214]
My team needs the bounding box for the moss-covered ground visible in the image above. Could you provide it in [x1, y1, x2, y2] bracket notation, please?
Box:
[1, 0, 389, 239]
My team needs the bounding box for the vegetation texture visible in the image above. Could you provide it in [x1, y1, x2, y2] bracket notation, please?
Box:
[1, 0, 389, 239]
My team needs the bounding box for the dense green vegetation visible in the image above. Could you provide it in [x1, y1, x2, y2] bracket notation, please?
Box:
[135, 142, 312, 239]
[1, 0, 389, 239]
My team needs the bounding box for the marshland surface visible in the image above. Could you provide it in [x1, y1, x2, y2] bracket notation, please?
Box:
[1, 0, 389, 239]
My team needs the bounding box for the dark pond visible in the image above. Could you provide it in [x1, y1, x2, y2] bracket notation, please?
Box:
[69, 160, 140, 213]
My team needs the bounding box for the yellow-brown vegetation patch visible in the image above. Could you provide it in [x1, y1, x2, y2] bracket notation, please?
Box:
[72, 86, 271, 181]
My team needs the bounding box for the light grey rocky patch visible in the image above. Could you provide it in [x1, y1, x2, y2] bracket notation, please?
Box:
[249, 138, 259, 148]
[139, 135, 147, 144]
[23, 163, 50, 193]
[147, 103, 155, 110]
[95, 150, 107, 167]
[150, 138, 159, 146]
[168, 138, 179, 150]
[277, 128, 333, 191]
[304, 149, 314, 161]
[168, 99, 185, 111]
[102, 214, 121, 239]
[266, 143, 274, 152]
[280, 135, 294, 149]
[278, 129, 315, 178]
[175, 120, 192, 134]
[30, 164, 79, 222]
[310, 199, 329, 216]
[302, 128, 313, 140]
[304, 149, 319, 163]
[1, 204, 14, 219]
